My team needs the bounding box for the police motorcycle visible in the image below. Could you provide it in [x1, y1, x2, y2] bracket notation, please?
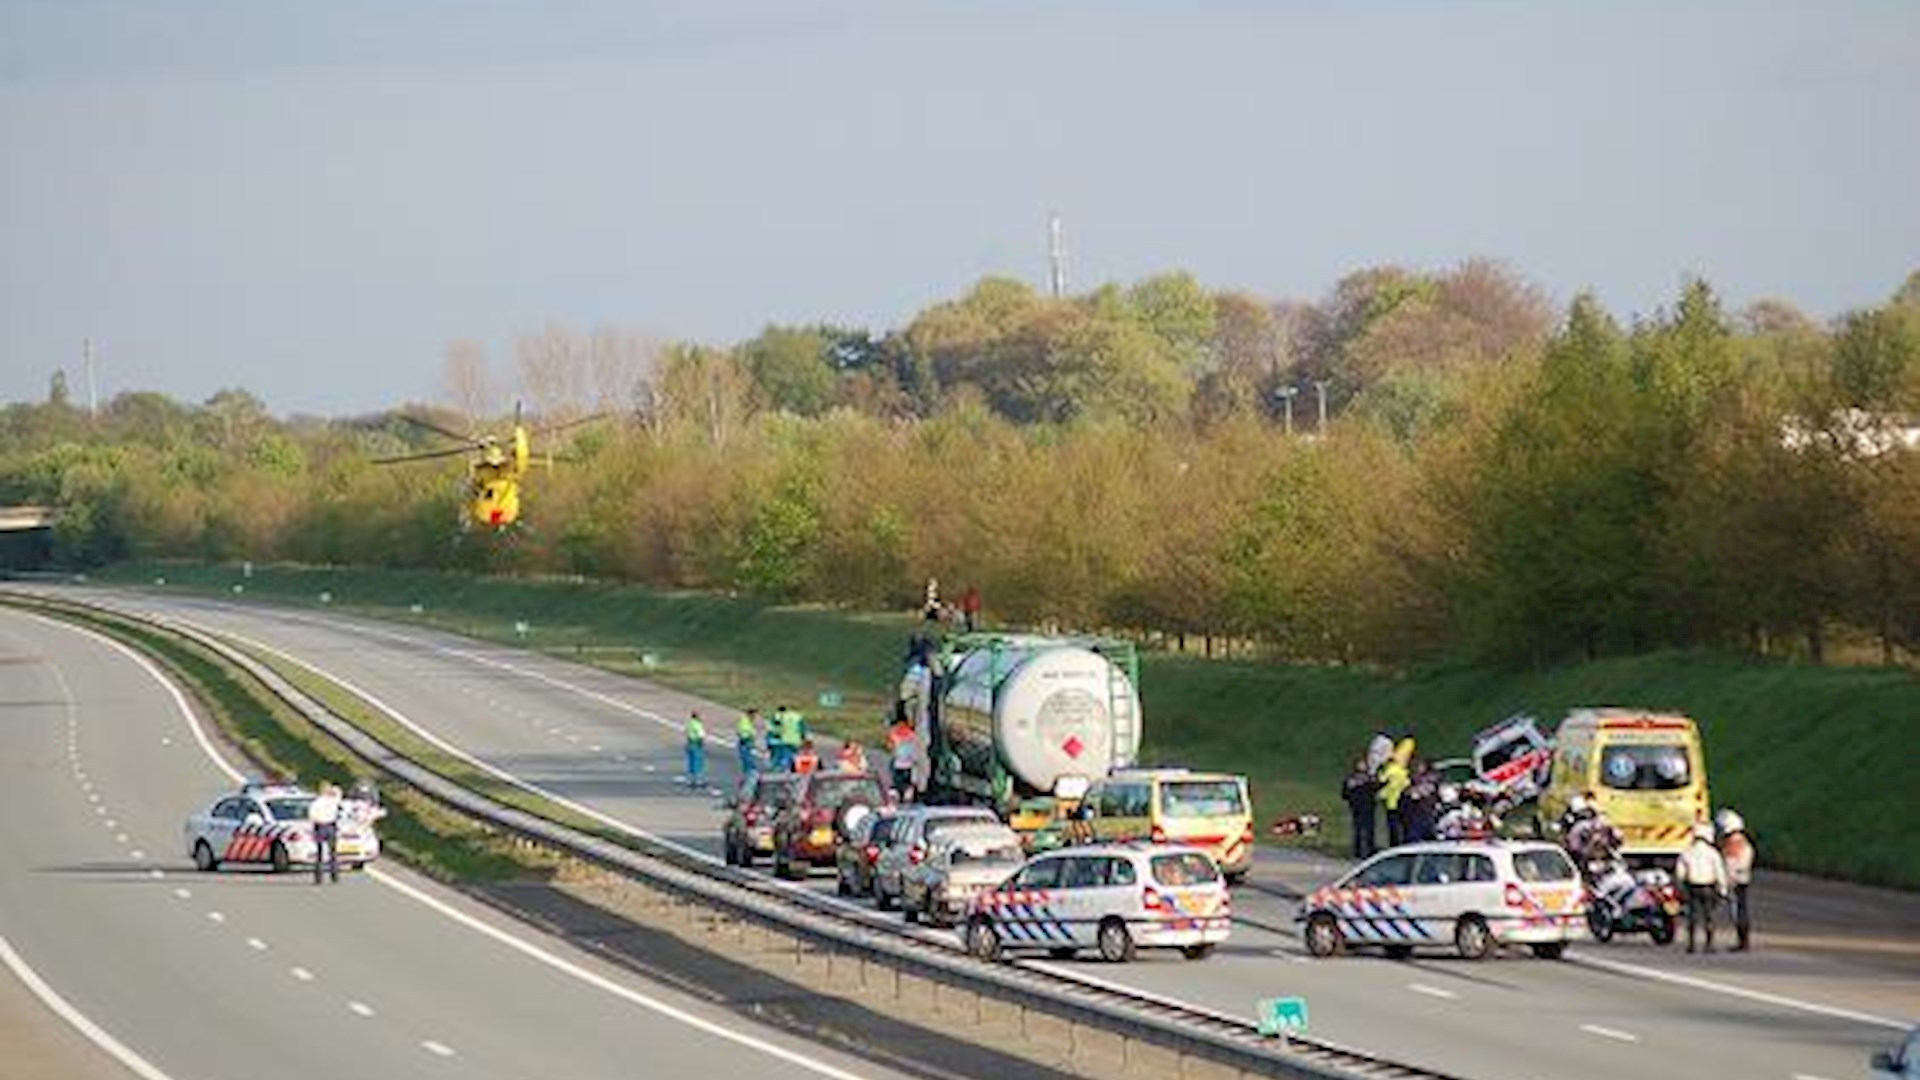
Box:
[1567, 806, 1679, 945]
[1434, 783, 1502, 841]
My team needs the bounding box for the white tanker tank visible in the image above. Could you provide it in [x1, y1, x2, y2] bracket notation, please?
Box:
[901, 634, 1142, 814]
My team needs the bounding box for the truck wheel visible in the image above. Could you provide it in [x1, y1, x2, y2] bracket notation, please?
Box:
[1096, 919, 1136, 964]
[192, 840, 218, 873]
[1304, 913, 1342, 958]
[1455, 915, 1493, 961]
[874, 884, 895, 912]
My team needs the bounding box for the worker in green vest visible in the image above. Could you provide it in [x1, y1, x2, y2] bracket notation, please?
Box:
[685, 710, 707, 789]
[735, 708, 761, 776]
[769, 705, 805, 772]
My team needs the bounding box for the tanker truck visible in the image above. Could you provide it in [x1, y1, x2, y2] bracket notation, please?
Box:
[897, 633, 1142, 850]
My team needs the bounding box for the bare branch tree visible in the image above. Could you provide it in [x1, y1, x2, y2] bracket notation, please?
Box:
[439, 338, 493, 426]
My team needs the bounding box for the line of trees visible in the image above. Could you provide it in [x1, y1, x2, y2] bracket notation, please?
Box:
[5, 263, 1917, 666]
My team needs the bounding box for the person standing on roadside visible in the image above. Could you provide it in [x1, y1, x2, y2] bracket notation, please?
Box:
[794, 738, 820, 775]
[685, 711, 707, 789]
[1674, 821, 1730, 953]
[308, 782, 343, 885]
[1401, 758, 1440, 843]
[1717, 809, 1756, 952]
[736, 708, 761, 776]
[1377, 738, 1414, 848]
[1342, 756, 1379, 858]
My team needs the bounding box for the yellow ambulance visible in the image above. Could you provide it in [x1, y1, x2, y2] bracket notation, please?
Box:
[1539, 709, 1711, 860]
[1082, 768, 1255, 881]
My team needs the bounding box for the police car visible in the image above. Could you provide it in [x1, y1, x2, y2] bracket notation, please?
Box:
[1296, 839, 1586, 961]
[182, 783, 381, 874]
[961, 843, 1231, 963]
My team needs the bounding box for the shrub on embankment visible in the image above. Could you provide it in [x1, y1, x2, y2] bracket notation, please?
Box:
[100, 561, 1920, 890]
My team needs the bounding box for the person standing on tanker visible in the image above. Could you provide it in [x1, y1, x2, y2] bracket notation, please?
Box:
[1377, 739, 1414, 848]
[1717, 809, 1756, 952]
[836, 739, 869, 774]
[308, 782, 343, 885]
[736, 708, 761, 777]
[1342, 757, 1379, 858]
[888, 716, 918, 802]
[794, 739, 820, 775]
[685, 711, 707, 789]
[1674, 822, 1730, 953]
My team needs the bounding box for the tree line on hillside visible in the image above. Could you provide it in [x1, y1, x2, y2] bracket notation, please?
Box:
[5, 263, 1918, 666]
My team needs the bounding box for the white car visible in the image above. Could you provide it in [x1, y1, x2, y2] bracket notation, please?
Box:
[183, 784, 381, 874]
[901, 821, 1024, 927]
[871, 805, 1001, 912]
[1296, 840, 1586, 961]
[962, 843, 1231, 963]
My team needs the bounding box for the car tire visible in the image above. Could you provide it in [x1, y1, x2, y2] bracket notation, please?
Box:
[1383, 944, 1415, 961]
[1181, 944, 1216, 961]
[775, 853, 802, 881]
[269, 841, 291, 874]
[1531, 942, 1567, 960]
[835, 872, 851, 897]
[1455, 915, 1493, 961]
[966, 918, 1001, 962]
[192, 840, 218, 873]
[1096, 919, 1136, 964]
[875, 884, 896, 912]
[1304, 913, 1342, 958]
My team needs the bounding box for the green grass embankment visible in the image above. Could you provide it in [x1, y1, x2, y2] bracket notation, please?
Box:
[100, 561, 1920, 889]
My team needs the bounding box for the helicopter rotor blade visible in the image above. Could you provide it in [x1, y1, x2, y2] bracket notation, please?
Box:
[372, 445, 476, 465]
[396, 413, 477, 444]
[528, 412, 609, 438]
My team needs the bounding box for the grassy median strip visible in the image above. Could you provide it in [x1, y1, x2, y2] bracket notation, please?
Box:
[1, 595, 551, 884]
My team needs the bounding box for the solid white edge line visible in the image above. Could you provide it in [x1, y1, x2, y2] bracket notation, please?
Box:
[367, 867, 872, 1080]
[0, 936, 177, 1080]
[1571, 954, 1909, 1032]
[40, 597, 881, 1080]
[1578, 1023, 1639, 1043]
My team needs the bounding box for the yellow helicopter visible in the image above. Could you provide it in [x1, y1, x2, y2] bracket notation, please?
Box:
[375, 405, 598, 530]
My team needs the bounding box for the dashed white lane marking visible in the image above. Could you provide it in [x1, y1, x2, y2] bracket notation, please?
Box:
[105, 819, 117, 829]
[247, 938, 268, 951]
[1408, 983, 1458, 1000]
[94, 806, 106, 816]
[161, 736, 172, 746]
[421, 1040, 456, 1057]
[1580, 1023, 1639, 1043]
[348, 1001, 375, 1018]
[206, 912, 225, 924]
[148, 868, 164, 880]
[171, 888, 191, 900]
[129, 850, 145, 861]
[115, 833, 129, 844]
[589, 744, 603, 753]
[0, 936, 178, 1080]
[290, 967, 315, 982]
[641, 763, 657, 773]
[1794, 1072, 1839, 1080]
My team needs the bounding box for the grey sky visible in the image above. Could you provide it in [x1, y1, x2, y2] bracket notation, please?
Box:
[3, 0, 1916, 416]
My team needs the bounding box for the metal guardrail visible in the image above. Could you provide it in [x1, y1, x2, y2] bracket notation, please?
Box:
[22, 592, 1472, 1080]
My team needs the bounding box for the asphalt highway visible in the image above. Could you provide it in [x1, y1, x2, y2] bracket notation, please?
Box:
[0, 602, 921, 1080]
[28, 587, 1918, 1080]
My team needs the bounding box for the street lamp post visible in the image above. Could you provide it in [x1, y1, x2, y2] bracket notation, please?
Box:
[1314, 380, 1329, 432]
[1276, 386, 1299, 436]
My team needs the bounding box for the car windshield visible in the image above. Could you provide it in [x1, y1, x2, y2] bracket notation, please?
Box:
[754, 780, 800, 809]
[1600, 745, 1691, 791]
[1150, 852, 1220, 887]
[1160, 780, 1245, 818]
[808, 776, 882, 810]
[1513, 849, 1577, 883]
[923, 814, 999, 844]
[265, 798, 312, 821]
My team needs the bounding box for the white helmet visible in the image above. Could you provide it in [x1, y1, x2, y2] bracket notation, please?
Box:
[1567, 794, 1590, 817]
[1439, 783, 1460, 806]
[1715, 808, 1745, 835]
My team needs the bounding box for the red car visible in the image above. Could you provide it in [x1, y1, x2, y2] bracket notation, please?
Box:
[772, 771, 887, 879]
[722, 773, 801, 867]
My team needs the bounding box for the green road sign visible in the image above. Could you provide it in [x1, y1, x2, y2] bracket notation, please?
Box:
[818, 690, 843, 709]
[640, 652, 660, 670]
[513, 620, 530, 637]
[1256, 996, 1309, 1038]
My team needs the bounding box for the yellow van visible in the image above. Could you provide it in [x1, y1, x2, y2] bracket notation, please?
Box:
[1083, 769, 1255, 881]
[1539, 709, 1710, 860]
